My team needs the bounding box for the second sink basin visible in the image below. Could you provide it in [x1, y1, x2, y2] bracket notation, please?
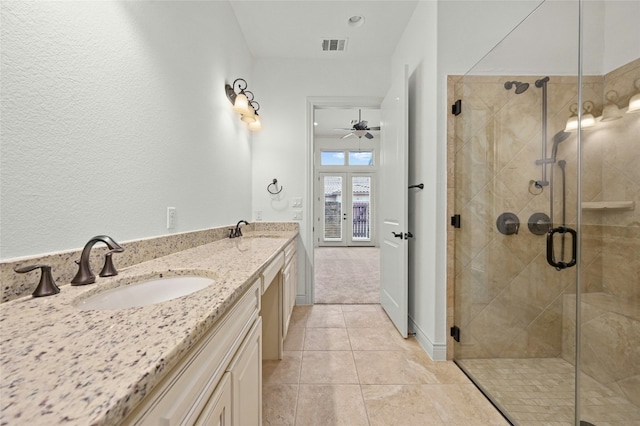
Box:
[76, 276, 215, 311]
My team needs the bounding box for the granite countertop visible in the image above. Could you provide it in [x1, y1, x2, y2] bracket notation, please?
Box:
[0, 231, 297, 425]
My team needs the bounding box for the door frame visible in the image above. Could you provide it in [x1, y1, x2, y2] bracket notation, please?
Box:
[304, 97, 382, 305]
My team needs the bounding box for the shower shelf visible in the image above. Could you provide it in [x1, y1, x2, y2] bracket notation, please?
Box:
[581, 201, 635, 211]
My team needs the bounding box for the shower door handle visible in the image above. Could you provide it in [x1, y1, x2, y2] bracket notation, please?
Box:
[546, 226, 577, 269]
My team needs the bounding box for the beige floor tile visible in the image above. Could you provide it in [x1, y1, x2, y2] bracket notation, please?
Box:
[263, 351, 302, 385]
[262, 383, 298, 426]
[305, 310, 346, 328]
[300, 351, 359, 384]
[283, 326, 305, 351]
[422, 383, 510, 425]
[303, 327, 351, 351]
[295, 384, 369, 426]
[340, 304, 382, 312]
[354, 351, 467, 385]
[343, 310, 392, 328]
[361, 384, 446, 426]
[289, 306, 311, 329]
[348, 326, 407, 351]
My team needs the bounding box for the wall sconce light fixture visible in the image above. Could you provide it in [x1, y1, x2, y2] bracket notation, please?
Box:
[601, 90, 623, 122]
[565, 101, 595, 132]
[627, 79, 640, 114]
[225, 78, 262, 131]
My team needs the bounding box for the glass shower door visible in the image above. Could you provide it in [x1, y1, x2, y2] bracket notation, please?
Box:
[451, 1, 640, 424]
[450, 1, 581, 424]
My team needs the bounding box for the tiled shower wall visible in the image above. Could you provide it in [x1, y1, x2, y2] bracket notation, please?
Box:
[448, 58, 639, 361]
[448, 73, 594, 359]
[561, 58, 640, 407]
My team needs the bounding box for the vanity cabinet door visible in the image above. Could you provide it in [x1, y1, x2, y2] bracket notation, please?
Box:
[227, 317, 262, 426]
[194, 373, 232, 426]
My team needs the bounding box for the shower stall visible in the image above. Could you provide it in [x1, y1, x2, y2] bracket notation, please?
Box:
[448, 1, 639, 425]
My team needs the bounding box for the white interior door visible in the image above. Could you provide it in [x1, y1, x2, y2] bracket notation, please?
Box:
[379, 65, 409, 338]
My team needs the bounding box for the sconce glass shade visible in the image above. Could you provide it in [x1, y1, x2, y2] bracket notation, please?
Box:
[627, 79, 640, 113]
[601, 90, 623, 122]
[565, 102, 595, 131]
[601, 103, 623, 121]
[564, 114, 579, 132]
[233, 93, 251, 115]
[627, 93, 640, 113]
[249, 115, 262, 131]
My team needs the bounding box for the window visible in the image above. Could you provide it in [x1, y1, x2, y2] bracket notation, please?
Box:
[320, 150, 374, 166]
[348, 151, 373, 166]
[320, 151, 345, 166]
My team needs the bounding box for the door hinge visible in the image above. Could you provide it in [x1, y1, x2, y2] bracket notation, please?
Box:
[451, 99, 462, 116]
[450, 214, 461, 228]
[450, 325, 460, 342]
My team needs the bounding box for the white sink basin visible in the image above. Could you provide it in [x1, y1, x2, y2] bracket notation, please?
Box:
[76, 276, 215, 310]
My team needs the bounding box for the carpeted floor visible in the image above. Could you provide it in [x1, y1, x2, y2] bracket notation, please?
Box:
[314, 247, 380, 304]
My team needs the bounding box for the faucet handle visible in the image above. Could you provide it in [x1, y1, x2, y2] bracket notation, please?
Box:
[14, 264, 60, 297]
[99, 249, 121, 277]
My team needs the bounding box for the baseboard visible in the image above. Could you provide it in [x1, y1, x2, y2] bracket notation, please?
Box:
[409, 316, 447, 361]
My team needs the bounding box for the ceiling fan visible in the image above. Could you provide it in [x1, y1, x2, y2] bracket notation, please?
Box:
[334, 109, 380, 139]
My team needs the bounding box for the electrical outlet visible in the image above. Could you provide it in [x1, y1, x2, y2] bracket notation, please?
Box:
[293, 210, 302, 221]
[167, 207, 176, 229]
[255, 210, 263, 221]
[292, 197, 303, 208]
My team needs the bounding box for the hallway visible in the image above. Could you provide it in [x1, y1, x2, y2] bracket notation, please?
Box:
[262, 304, 508, 425]
[314, 247, 379, 304]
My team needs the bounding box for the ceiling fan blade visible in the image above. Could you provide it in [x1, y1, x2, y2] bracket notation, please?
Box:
[341, 133, 354, 139]
[334, 128, 354, 131]
[368, 126, 381, 131]
[364, 132, 374, 139]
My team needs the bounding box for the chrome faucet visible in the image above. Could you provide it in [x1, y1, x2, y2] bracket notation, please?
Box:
[230, 220, 249, 238]
[71, 235, 124, 285]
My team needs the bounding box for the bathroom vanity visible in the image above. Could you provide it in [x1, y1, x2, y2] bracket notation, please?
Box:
[0, 228, 298, 426]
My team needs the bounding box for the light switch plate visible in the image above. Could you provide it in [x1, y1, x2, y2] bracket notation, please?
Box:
[292, 197, 302, 208]
[293, 210, 302, 220]
[255, 210, 263, 221]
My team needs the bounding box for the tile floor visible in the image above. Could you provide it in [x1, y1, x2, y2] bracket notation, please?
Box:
[262, 304, 509, 425]
[459, 358, 640, 426]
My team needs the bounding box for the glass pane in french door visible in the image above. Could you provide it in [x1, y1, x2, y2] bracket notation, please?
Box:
[323, 175, 344, 242]
[351, 176, 371, 242]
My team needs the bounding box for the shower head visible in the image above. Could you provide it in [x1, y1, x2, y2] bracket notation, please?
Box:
[551, 130, 571, 160]
[504, 81, 529, 94]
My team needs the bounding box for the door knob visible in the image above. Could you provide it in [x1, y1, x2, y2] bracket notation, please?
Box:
[392, 232, 403, 239]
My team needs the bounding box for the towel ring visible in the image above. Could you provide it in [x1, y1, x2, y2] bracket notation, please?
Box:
[267, 178, 283, 195]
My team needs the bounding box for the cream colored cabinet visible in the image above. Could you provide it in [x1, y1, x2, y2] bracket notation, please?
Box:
[194, 373, 232, 426]
[282, 240, 297, 338]
[227, 317, 262, 426]
[124, 280, 261, 426]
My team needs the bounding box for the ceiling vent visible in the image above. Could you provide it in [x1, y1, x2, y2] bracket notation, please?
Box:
[321, 38, 348, 52]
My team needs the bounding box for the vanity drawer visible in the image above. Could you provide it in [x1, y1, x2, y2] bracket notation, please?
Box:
[284, 240, 296, 265]
[127, 279, 260, 425]
[261, 252, 284, 294]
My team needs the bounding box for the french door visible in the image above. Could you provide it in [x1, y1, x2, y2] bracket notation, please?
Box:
[317, 172, 374, 247]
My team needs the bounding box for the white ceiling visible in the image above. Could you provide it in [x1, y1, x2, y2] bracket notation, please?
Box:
[229, 1, 414, 136]
[229, 1, 419, 59]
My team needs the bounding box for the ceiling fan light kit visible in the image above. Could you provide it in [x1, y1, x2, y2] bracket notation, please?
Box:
[225, 78, 262, 131]
[334, 109, 380, 140]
